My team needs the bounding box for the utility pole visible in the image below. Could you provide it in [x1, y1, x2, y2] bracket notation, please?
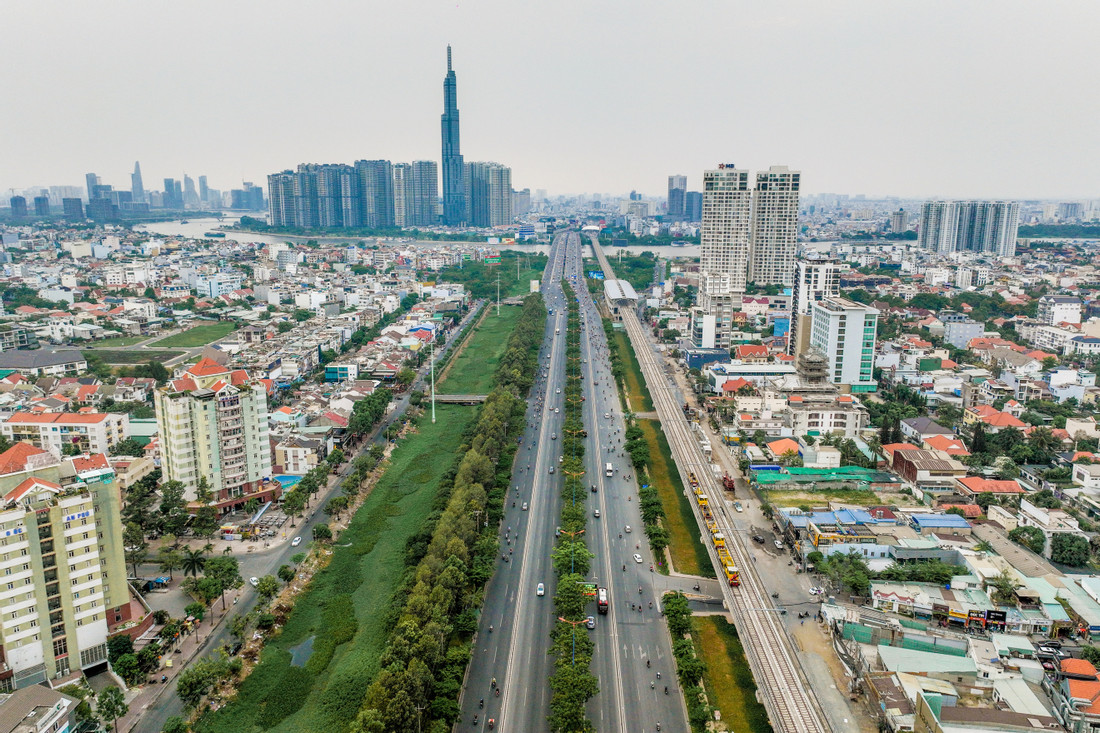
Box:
[430, 337, 436, 424]
[496, 274, 501, 316]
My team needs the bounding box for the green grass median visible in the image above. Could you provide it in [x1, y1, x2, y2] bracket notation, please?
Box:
[692, 615, 773, 733]
[639, 419, 715, 578]
[612, 331, 653, 413]
[438, 306, 522, 394]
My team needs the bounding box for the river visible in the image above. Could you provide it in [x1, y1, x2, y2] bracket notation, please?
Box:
[136, 217, 702, 259]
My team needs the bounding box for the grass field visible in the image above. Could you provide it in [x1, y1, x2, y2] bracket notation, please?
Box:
[85, 335, 147, 347]
[151, 321, 238, 347]
[196, 404, 475, 733]
[612, 331, 654, 413]
[437, 306, 522, 394]
[761, 488, 881, 508]
[83, 349, 185, 365]
[639, 419, 715, 578]
[692, 616, 773, 733]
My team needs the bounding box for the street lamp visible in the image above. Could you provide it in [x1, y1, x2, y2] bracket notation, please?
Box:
[557, 616, 587, 667]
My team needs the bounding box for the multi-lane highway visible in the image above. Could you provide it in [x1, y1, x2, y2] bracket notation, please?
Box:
[591, 236, 832, 733]
[462, 231, 686, 732]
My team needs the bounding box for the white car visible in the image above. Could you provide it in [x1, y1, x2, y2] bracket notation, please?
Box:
[774, 540, 784, 550]
[291, 536, 302, 547]
[624, 525, 632, 533]
[733, 502, 743, 513]
[585, 615, 596, 629]
[537, 582, 545, 596]
[522, 502, 529, 511]
[633, 553, 644, 563]
[604, 413, 611, 419]
[594, 509, 601, 518]
[249, 577, 259, 587]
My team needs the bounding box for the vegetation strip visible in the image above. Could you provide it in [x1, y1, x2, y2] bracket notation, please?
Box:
[547, 280, 599, 732]
[437, 305, 522, 394]
[662, 593, 712, 732]
[691, 615, 773, 733]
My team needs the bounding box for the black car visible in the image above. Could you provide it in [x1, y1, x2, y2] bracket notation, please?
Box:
[752, 535, 766, 544]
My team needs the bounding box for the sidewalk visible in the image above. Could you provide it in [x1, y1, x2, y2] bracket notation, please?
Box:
[116, 589, 242, 732]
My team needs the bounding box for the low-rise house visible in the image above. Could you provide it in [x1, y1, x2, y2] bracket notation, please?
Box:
[956, 476, 1025, 499]
[900, 417, 955, 443]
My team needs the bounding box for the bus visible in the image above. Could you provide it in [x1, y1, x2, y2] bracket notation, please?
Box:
[597, 587, 609, 614]
[605, 463, 613, 477]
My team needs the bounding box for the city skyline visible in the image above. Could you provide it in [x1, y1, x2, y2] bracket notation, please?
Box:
[3, 2, 1099, 200]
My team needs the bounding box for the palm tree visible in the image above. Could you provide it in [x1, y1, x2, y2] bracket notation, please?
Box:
[180, 546, 208, 578]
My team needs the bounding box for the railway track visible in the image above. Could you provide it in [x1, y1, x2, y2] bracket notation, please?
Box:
[592, 238, 831, 733]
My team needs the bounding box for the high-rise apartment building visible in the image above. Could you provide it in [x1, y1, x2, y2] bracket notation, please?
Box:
[917, 201, 1019, 257]
[154, 359, 274, 508]
[441, 46, 465, 226]
[8, 197, 27, 219]
[61, 199, 85, 221]
[667, 175, 687, 220]
[183, 175, 198, 208]
[410, 161, 439, 227]
[355, 160, 394, 228]
[788, 259, 840, 357]
[292, 165, 320, 229]
[392, 163, 412, 227]
[748, 166, 800, 287]
[890, 208, 908, 233]
[198, 175, 209, 205]
[131, 161, 145, 204]
[162, 179, 183, 210]
[0, 451, 130, 690]
[691, 165, 752, 349]
[33, 196, 50, 217]
[809, 297, 878, 393]
[464, 162, 512, 227]
[267, 171, 295, 227]
[512, 188, 531, 216]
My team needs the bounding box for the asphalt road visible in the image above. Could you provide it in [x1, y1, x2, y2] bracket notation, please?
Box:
[136, 302, 482, 733]
[462, 232, 686, 733]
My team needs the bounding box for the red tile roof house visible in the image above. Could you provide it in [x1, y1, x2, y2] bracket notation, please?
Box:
[955, 476, 1025, 497]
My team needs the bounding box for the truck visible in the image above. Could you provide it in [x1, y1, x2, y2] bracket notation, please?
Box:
[605, 462, 613, 477]
[722, 473, 736, 493]
[597, 587, 609, 614]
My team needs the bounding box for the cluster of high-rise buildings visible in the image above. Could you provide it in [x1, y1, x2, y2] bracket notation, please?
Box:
[267, 47, 515, 231]
[917, 200, 1020, 257]
[691, 164, 802, 349]
[666, 175, 702, 222]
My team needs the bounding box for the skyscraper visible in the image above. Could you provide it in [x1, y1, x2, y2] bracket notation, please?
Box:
[183, 175, 198, 207]
[667, 175, 687, 220]
[198, 175, 209, 205]
[747, 166, 800, 287]
[33, 195, 50, 216]
[62, 198, 85, 220]
[85, 172, 99, 201]
[890, 208, 908, 233]
[267, 171, 295, 227]
[131, 161, 145, 203]
[684, 191, 702, 222]
[163, 178, 183, 209]
[292, 165, 320, 228]
[917, 201, 1019, 257]
[441, 45, 465, 226]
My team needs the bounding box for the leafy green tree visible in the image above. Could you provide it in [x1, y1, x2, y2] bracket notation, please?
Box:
[159, 481, 189, 538]
[312, 523, 333, 542]
[988, 568, 1019, 604]
[278, 564, 295, 583]
[255, 575, 280, 601]
[123, 522, 147, 578]
[97, 685, 128, 732]
[107, 634, 134, 663]
[185, 602, 206, 623]
[109, 438, 147, 457]
[1051, 533, 1090, 567]
[203, 555, 242, 610]
[162, 716, 190, 733]
[1007, 526, 1045, 555]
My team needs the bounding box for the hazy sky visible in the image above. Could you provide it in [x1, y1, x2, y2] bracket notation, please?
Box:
[3, 1, 1099, 200]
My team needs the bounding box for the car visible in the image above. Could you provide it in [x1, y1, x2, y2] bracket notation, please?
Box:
[249, 577, 259, 587]
[291, 536, 302, 547]
[537, 582, 545, 596]
[594, 509, 601, 518]
[733, 502, 743, 512]
[604, 413, 611, 419]
[559, 455, 564, 463]
[633, 553, 644, 563]
[1042, 640, 1063, 649]
[624, 525, 632, 533]
[522, 502, 529, 511]
[555, 407, 560, 414]
[752, 535, 765, 544]
[774, 540, 784, 550]
[555, 526, 561, 537]
[809, 587, 824, 595]
[551, 433, 557, 440]
[585, 615, 596, 629]
[591, 484, 597, 493]
[1041, 659, 1055, 671]
[548, 466, 555, 474]
[556, 388, 561, 394]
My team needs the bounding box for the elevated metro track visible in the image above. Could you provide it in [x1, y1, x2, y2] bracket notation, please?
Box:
[590, 236, 831, 733]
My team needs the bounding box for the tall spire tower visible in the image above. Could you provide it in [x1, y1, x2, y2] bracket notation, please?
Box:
[441, 45, 465, 226]
[131, 161, 145, 203]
